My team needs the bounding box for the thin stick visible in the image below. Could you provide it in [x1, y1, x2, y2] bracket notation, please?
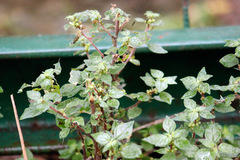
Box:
[10, 94, 28, 160]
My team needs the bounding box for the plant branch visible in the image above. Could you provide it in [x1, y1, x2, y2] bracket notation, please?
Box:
[114, 19, 120, 47]
[49, 106, 101, 159]
[115, 47, 136, 77]
[133, 112, 183, 133]
[97, 20, 114, 38]
[11, 94, 28, 160]
[90, 95, 98, 133]
[125, 101, 141, 111]
[81, 31, 104, 58]
[76, 128, 87, 160]
[119, 18, 129, 31]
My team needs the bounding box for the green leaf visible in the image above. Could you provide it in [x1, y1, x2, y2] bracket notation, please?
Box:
[72, 117, 85, 126]
[129, 36, 144, 47]
[129, 58, 140, 66]
[205, 124, 221, 143]
[69, 70, 81, 85]
[225, 94, 235, 106]
[121, 143, 142, 159]
[135, 17, 146, 22]
[184, 99, 197, 109]
[60, 83, 81, 98]
[180, 76, 198, 90]
[109, 87, 125, 99]
[211, 85, 229, 91]
[160, 152, 176, 160]
[219, 143, 240, 158]
[20, 103, 49, 120]
[214, 103, 235, 113]
[202, 96, 215, 107]
[101, 74, 112, 86]
[104, 46, 118, 55]
[114, 121, 134, 140]
[54, 62, 62, 75]
[143, 134, 171, 147]
[0, 86, 3, 93]
[174, 137, 191, 150]
[43, 92, 61, 103]
[199, 82, 211, 94]
[147, 43, 168, 54]
[219, 54, 239, 68]
[107, 99, 120, 109]
[18, 83, 31, 93]
[27, 91, 41, 101]
[163, 116, 176, 133]
[137, 92, 150, 102]
[195, 148, 215, 160]
[59, 128, 70, 139]
[193, 125, 204, 137]
[200, 107, 215, 119]
[127, 107, 142, 119]
[235, 46, 240, 57]
[165, 76, 177, 84]
[91, 132, 111, 145]
[224, 40, 239, 47]
[172, 129, 188, 139]
[109, 63, 126, 74]
[197, 67, 213, 81]
[157, 91, 173, 104]
[181, 90, 197, 99]
[188, 111, 199, 122]
[118, 45, 128, 56]
[155, 80, 168, 92]
[145, 11, 160, 18]
[198, 139, 215, 148]
[150, 69, 164, 78]
[140, 73, 155, 87]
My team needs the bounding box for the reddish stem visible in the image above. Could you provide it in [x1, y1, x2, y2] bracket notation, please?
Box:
[125, 101, 141, 111]
[81, 31, 104, 58]
[98, 20, 114, 38]
[90, 95, 97, 133]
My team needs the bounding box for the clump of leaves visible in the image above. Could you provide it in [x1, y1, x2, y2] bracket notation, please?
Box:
[18, 4, 240, 160]
[18, 5, 171, 160]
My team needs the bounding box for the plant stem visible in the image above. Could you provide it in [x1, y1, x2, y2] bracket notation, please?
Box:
[90, 95, 97, 133]
[133, 112, 183, 133]
[125, 101, 141, 111]
[76, 128, 87, 160]
[119, 18, 129, 31]
[115, 47, 136, 76]
[100, 107, 107, 130]
[114, 19, 120, 47]
[11, 94, 28, 160]
[81, 31, 104, 58]
[49, 106, 101, 159]
[98, 20, 114, 38]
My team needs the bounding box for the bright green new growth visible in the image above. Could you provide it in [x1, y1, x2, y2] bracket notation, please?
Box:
[18, 5, 240, 160]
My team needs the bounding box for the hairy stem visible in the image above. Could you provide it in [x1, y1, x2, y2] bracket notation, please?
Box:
[76, 128, 87, 160]
[98, 20, 114, 38]
[125, 101, 141, 111]
[81, 31, 104, 58]
[90, 95, 97, 133]
[49, 106, 101, 159]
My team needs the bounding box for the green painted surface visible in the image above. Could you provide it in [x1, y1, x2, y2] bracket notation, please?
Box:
[0, 26, 240, 153]
[0, 26, 240, 59]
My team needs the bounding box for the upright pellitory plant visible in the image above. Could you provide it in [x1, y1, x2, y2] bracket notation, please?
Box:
[18, 5, 175, 160]
[142, 43, 240, 159]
